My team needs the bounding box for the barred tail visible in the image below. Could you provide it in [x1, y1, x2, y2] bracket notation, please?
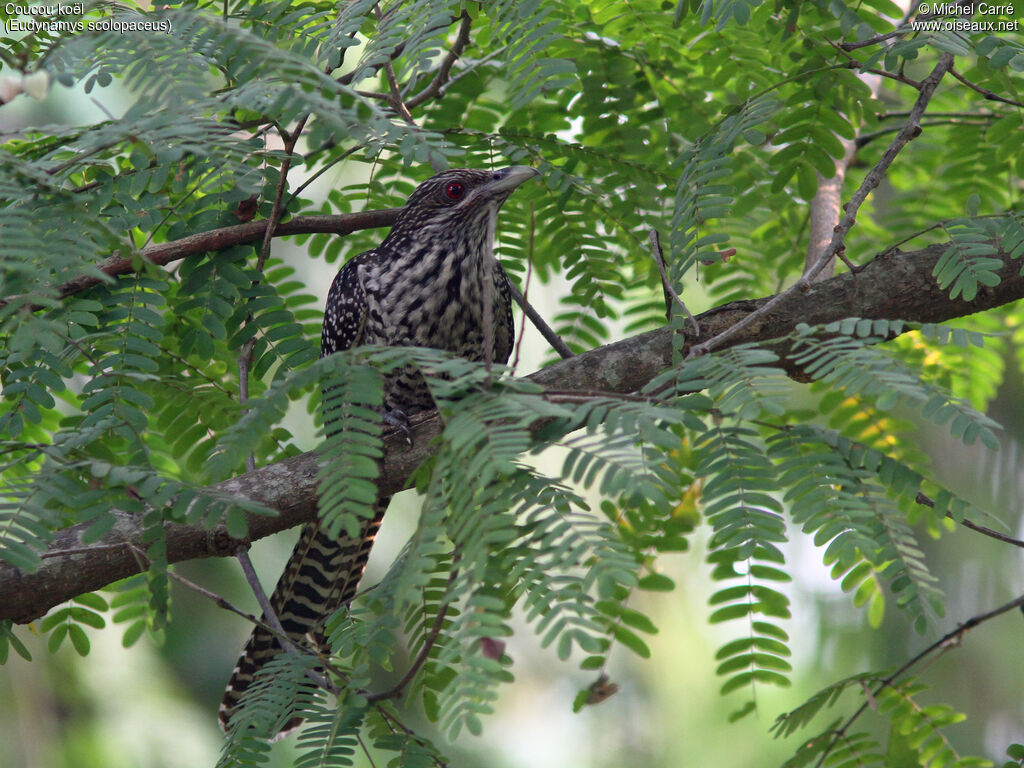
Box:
[219, 503, 386, 734]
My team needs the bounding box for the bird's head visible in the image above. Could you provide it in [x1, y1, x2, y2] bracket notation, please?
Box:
[388, 166, 540, 237]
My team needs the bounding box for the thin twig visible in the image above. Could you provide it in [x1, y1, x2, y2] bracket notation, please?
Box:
[171, 553, 337, 700]
[383, 63, 416, 123]
[373, 3, 416, 125]
[365, 602, 450, 702]
[836, 57, 922, 88]
[406, 11, 472, 109]
[166, 567, 291, 647]
[837, 28, 907, 50]
[365, 571, 456, 703]
[511, 201, 536, 374]
[124, 541, 299, 652]
[355, 89, 392, 101]
[878, 212, 1019, 257]
[688, 53, 956, 359]
[435, 44, 511, 96]
[876, 110, 993, 120]
[858, 65, 921, 89]
[356, 731, 380, 768]
[543, 388, 653, 403]
[949, 67, 1024, 108]
[238, 117, 309, 471]
[830, 43, 921, 88]
[648, 229, 699, 335]
[751, 419, 1024, 550]
[857, 118, 992, 148]
[814, 591, 1024, 767]
[284, 144, 363, 210]
[336, 12, 409, 88]
[507, 281, 574, 360]
[915, 492, 1024, 548]
[234, 545, 292, 643]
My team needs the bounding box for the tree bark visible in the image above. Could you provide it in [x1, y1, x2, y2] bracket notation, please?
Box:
[1, 241, 1020, 623]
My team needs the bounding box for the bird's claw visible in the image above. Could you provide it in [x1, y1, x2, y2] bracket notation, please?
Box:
[384, 408, 413, 446]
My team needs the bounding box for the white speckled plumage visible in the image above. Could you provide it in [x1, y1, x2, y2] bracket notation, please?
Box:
[220, 166, 538, 736]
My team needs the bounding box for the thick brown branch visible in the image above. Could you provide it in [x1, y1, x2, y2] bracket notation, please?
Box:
[6, 208, 402, 309]
[2, 240, 1023, 623]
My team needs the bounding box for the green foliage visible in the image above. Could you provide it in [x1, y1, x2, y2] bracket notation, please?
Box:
[773, 676, 993, 768]
[1, 0, 1022, 765]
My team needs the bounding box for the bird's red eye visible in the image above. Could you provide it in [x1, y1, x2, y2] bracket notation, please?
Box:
[445, 182, 465, 200]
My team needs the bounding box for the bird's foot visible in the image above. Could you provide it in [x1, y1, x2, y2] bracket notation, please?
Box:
[383, 408, 413, 446]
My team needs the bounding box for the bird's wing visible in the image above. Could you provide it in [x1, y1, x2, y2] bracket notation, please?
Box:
[320, 249, 378, 355]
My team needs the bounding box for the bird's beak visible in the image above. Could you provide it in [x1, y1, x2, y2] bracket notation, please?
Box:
[486, 166, 540, 194]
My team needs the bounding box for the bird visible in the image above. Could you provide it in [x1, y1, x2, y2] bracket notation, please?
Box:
[219, 165, 540, 735]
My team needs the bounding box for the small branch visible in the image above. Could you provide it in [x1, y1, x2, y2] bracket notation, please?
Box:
[857, 66, 920, 89]
[876, 110, 994, 120]
[507, 281, 574, 360]
[805, 139, 857, 281]
[835, 56, 921, 89]
[1, 208, 401, 311]
[815, 592, 1024, 768]
[828, 41, 922, 89]
[878, 212, 1019, 257]
[356, 732, 380, 768]
[915, 491, 1024, 548]
[837, 28, 907, 50]
[406, 11, 472, 109]
[434, 44, 511, 96]
[648, 229, 699, 335]
[511, 202, 536, 373]
[365, 602, 450, 702]
[238, 118, 308, 471]
[173, 550, 335, 697]
[373, 3, 416, 125]
[355, 89, 392, 101]
[166, 566, 298, 651]
[336, 16, 409, 88]
[285, 144, 363, 209]
[383, 61, 416, 124]
[689, 53, 956, 358]
[235, 545, 293, 642]
[949, 67, 1024, 108]
[130, 541, 304, 655]
[365, 570, 457, 703]
[856, 118, 992, 148]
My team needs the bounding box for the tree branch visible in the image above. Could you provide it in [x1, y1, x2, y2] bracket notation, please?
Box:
[238, 118, 309, 472]
[949, 67, 1024, 109]
[405, 11, 472, 109]
[816, 590, 1024, 767]
[0, 208, 403, 311]
[2, 239, 1023, 623]
[691, 52, 956, 357]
